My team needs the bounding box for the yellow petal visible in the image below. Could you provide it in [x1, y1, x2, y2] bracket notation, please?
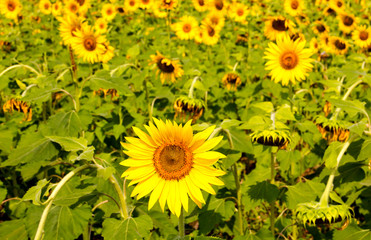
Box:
[179, 179, 189, 212]
[194, 151, 226, 160]
[148, 178, 166, 210]
[132, 127, 157, 148]
[185, 175, 205, 204]
[120, 159, 153, 167]
[189, 170, 216, 195]
[159, 181, 171, 212]
[192, 136, 223, 154]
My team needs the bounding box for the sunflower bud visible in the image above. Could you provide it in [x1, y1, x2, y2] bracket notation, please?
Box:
[174, 96, 205, 123]
[251, 129, 291, 149]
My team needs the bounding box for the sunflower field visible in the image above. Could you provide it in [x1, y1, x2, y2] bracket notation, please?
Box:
[0, 0, 371, 239]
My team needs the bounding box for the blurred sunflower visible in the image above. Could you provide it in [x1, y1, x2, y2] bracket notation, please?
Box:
[39, 0, 52, 15]
[193, 0, 207, 12]
[102, 3, 116, 21]
[204, 11, 225, 30]
[52, 1, 63, 16]
[71, 23, 106, 63]
[264, 34, 314, 86]
[201, 22, 220, 45]
[338, 13, 358, 34]
[3, 99, 32, 122]
[125, 0, 139, 13]
[99, 42, 115, 63]
[116, 5, 125, 16]
[94, 18, 107, 34]
[58, 14, 84, 45]
[152, 3, 167, 18]
[228, 2, 248, 23]
[264, 16, 295, 41]
[323, 6, 336, 16]
[121, 119, 225, 217]
[284, 0, 304, 16]
[139, 0, 154, 9]
[150, 51, 184, 84]
[174, 96, 205, 123]
[310, 38, 320, 53]
[329, 36, 348, 55]
[0, 0, 22, 21]
[207, 0, 227, 15]
[251, 129, 291, 149]
[222, 72, 241, 91]
[330, 0, 345, 13]
[352, 25, 371, 49]
[158, 0, 178, 10]
[75, 0, 90, 15]
[312, 20, 329, 35]
[172, 16, 198, 40]
[64, 0, 80, 15]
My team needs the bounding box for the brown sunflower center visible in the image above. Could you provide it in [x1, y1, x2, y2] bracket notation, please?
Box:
[106, 9, 113, 15]
[154, 144, 193, 180]
[207, 26, 215, 36]
[183, 23, 191, 33]
[142, 0, 149, 4]
[117, 7, 125, 13]
[215, 0, 223, 10]
[157, 58, 175, 73]
[226, 73, 239, 83]
[291, 0, 299, 10]
[129, 0, 135, 6]
[198, 0, 204, 6]
[44, 3, 50, 9]
[256, 136, 287, 147]
[337, 1, 342, 7]
[359, 31, 369, 41]
[76, 0, 85, 6]
[280, 51, 298, 70]
[237, 9, 244, 16]
[211, 16, 219, 25]
[272, 19, 288, 31]
[84, 37, 96, 51]
[342, 16, 354, 26]
[316, 24, 326, 32]
[326, 7, 335, 14]
[70, 4, 78, 12]
[99, 23, 105, 29]
[334, 39, 346, 50]
[7, 2, 16, 11]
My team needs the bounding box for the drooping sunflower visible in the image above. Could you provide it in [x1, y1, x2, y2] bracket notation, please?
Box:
[329, 36, 348, 55]
[352, 25, 371, 49]
[337, 13, 358, 34]
[284, 0, 304, 16]
[264, 16, 295, 41]
[0, 0, 22, 21]
[312, 20, 329, 35]
[251, 129, 291, 149]
[121, 119, 225, 217]
[264, 34, 314, 86]
[222, 72, 241, 91]
[201, 22, 220, 45]
[125, 0, 139, 13]
[315, 116, 349, 142]
[193, 0, 207, 12]
[102, 3, 117, 21]
[39, 0, 52, 15]
[150, 51, 184, 84]
[70, 23, 106, 63]
[174, 96, 206, 123]
[3, 99, 32, 122]
[172, 16, 199, 40]
[52, 1, 63, 16]
[94, 18, 108, 34]
[58, 14, 84, 45]
[228, 2, 248, 23]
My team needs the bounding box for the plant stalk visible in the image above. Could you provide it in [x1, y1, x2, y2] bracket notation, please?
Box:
[270, 151, 277, 235]
[178, 208, 185, 237]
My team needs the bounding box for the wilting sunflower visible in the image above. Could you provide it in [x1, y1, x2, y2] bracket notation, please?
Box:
[102, 3, 116, 21]
[284, 0, 304, 16]
[251, 129, 291, 149]
[3, 99, 32, 122]
[52, 1, 63, 16]
[312, 20, 329, 35]
[39, 0, 52, 15]
[352, 25, 371, 49]
[315, 116, 349, 142]
[94, 88, 119, 99]
[337, 13, 358, 34]
[70, 23, 106, 63]
[174, 96, 206, 123]
[172, 16, 199, 40]
[193, 0, 207, 12]
[207, 0, 227, 15]
[222, 72, 241, 91]
[264, 34, 314, 86]
[58, 14, 84, 45]
[0, 0, 22, 21]
[150, 51, 184, 84]
[125, 0, 139, 13]
[329, 36, 348, 55]
[228, 2, 248, 23]
[94, 18, 108, 34]
[264, 16, 295, 41]
[121, 119, 225, 217]
[201, 22, 220, 45]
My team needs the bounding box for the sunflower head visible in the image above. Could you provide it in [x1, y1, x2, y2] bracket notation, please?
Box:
[329, 36, 348, 55]
[312, 21, 329, 35]
[172, 16, 198, 40]
[94, 88, 118, 100]
[150, 51, 184, 84]
[120, 119, 226, 216]
[174, 96, 206, 123]
[284, 0, 304, 16]
[264, 16, 295, 41]
[3, 99, 32, 122]
[338, 13, 358, 34]
[222, 72, 241, 91]
[251, 129, 291, 149]
[352, 25, 371, 49]
[315, 116, 349, 142]
[0, 0, 22, 21]
[159, 0, 178, 10]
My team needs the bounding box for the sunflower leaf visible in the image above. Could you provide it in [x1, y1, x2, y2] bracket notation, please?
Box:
[0, 219, 28, 240]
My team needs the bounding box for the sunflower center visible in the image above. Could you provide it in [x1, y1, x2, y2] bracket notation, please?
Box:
[70, 4, 77, 12]
[280, 51, 298, 70]
[215, 0, 223, 10]
[272, 19, 288, 31]
[342, 16, 354, 26]
[183, 24, 191, 33]
[100, 23, 105, 29]
[207, 26, 215, 36]
[337, 1, 342, 7]
[44, 3, 50, 9]
[359, 31, 368, 41]
[129, 0, 135, 6]
[198, 0, 204, 6]
[76, 0, 85, 6]
[142, 0, 149, 4]
[316, 24, 326, 32]
[291, 0, 299, 9]
[237, 9, 244, 16]
[157, 58, 175, 73]
[227, 73, 239, 83]
[154, 144, 193, 180]
[107, 9, 113, 15]
[84, 37, 97, 51]
[334, 40, 346, 50]
[7, 2, 15, 11]
[117, 7, 125, 13]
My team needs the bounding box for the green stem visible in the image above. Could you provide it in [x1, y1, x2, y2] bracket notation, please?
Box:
[188, 76, 200, 99]
[144, 77, 151, 120]
[109, 175, 129, 219]
[178, 208, 185, 237]
[270, 151, 277, 235]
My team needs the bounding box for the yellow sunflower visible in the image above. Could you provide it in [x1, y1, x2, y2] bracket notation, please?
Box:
[158, 0, 178, 10]
[152, 3, 168, 18]
[204, 11, 225, 30]
[338, 13, 358, 34]
[228, 2, 248, 23]
[207, 0, 227, 15]
[99, 42, 115, 63]
[75, 0, 91, 15]
[94, 18, 108, 34]
[193, 0, 207, 12]
[39, 0, 52, 15]
[312, 20, 329, 35]
[150, 51, 184, 84]
[172, 16, 199, 40]
[102, 3, 117, 21]
[329, 36, 348, 55]
[264, 16, 295, 41]
[64, 0, 80, 15]
[121, 119, 225, 217]
[284, 0, 304, 17]
[125, 0, 139, 13]
[139, 0, 154, 9]
[264, 34, 314, 86]
[310, 37, 320, 53]
[330, 0, 345, 13]
[0, 0, 22, 21]
[52, 1, 63, 16]
[201, 22, 220, 45]
[70, 23, 106, 63]
[352, 25, 371, 49]
[58, 14, 84, 45]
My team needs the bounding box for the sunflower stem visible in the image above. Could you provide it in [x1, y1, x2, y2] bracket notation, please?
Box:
[178, 208, 185, 237]
[188, 76, 200, 99]
[109, 174, 129, 219]
[144, 77, 151, 121]
[270, 150, 277, 236]
[166, 10, 172, 55]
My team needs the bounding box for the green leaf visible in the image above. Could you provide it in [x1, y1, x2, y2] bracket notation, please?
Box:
[227, 128, 253, 153]
[0, 219, 28, 240]
[348, 120, 367, 136]
[285, 180, 325, 209]
[24, 205, 43, 239]
[357, 139, 371, 161]
[69, 146, 95, 162]
[46, 136, 87, 151]
[323, 141, 344, 169]
[148, 210, 177, 237]
[208, 197, 235, 220]
[90, 70, 132, 96]
[239, 116, 272, 131]
[333, 221, 371, 240]
[250, 101, 274, 114]
[22, 179, 49, 205]
[54, 178, 96, 206]
[198, 211, 223, 235]
[102, 215, 153, 240]
[220, 119, 241, 129]
[0, 129, 13, 154]
[248, 181, 279, 203]
[43, 205, 91, 240]
[126, 44, 140, 58]
[275, 105, 296, 121]
[329, 99, 367, 118]
[41, 111, 85, 137]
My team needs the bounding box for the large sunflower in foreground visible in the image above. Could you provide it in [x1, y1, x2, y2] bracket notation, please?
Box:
[150, 51, 184, 84]
[121, 119, 225, 217]
[0, 0, 22, 21]
[264, 34, 314, 86]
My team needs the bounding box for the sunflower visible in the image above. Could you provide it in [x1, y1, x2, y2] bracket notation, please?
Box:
[172, 16, 199, 40]
[99, 42, 115, 63]
[329, 36, 348, 55]
[330, 0, 345, 13]
[315, 116, 349, 142]
[312, 20, 329, 35]
[222, 72, 241, 91]
[152, 4, 168, 18]
[352, 25, 371, 49]
[116, 5, 125, 16]
[204, 11, 225, 30]
[3, 99, 32, 122]
[284, 0, 304, 16]
[158, 0, 178, 10]
[193, 0, 207, 12]
[58, 14, 84, 45]
[139, 0, 154, 9]
[338, 13, 358, 34]
[174, 96, 206, 123]
[70, 23, 106, 63]
[264, 34, 314, 86]
[251, 129, 291, 149]
[102, 3, 116, 21]
[39, 0, 52, 15]
[125, 0, 139, 13]
[94, 18, 108, 34]
[150, 51, 184, 84]
[64, 0, 80, 15]
[201, 22, 220, 45]
[323, 6, 336, 16]
[207, 0, 227, 15]
[264, 16, 295, 41]
[310, 37, 320, 53]
[0, 0, 22, 21]
[121, 119, 225, 217]
[52, 1, 63, 16]
[228, 2, 248, 23]
[75, 0, 91, 15]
